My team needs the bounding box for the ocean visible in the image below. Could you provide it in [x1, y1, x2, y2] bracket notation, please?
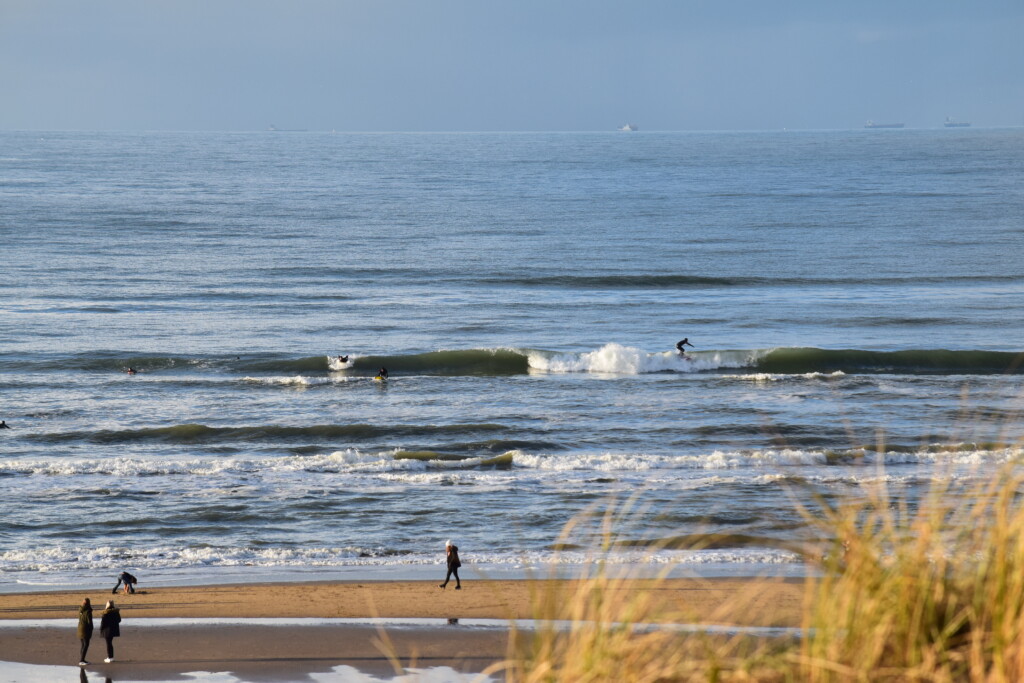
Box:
[1, 128, 1022, 591]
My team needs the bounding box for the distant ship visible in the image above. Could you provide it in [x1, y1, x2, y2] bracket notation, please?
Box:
[618, 123, 638, 132]
[865, 120, 904, 129]
[943, 117, 971, 128]
[267, 124, 308, 132]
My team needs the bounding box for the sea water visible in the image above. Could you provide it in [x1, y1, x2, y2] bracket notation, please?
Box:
[1, 129, 1022, 590]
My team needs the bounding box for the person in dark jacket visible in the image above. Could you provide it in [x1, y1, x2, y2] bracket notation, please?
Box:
[112, 571, 137, 595]
[438, 539, 462, 590]
[99, 600, 121, 663]
[77, 598, 93, 666]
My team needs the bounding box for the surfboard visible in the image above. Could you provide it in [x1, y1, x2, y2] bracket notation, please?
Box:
[373, 375, 387, 382]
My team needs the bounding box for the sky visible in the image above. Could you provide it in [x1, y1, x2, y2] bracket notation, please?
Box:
[1, 0, 1022, 131]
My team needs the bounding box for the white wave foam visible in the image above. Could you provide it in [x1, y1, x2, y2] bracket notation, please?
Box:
[243, 375, 338, 386]
[2, 445, 1018, 480]
[728, 371, 846, 382]
[327, 355, 355, 371]
[526, 343, 760, 375]
[510, 446, 1022, 472]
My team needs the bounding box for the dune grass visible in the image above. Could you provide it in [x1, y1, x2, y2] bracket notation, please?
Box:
[487, 457, 1024, 682]
[797, 463, 1024, 682]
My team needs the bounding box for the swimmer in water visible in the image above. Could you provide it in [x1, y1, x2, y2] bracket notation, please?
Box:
[124, 367, 137, 375]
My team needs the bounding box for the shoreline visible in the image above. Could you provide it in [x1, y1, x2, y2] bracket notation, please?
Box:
[0, 561, 810, 594]
[0, 576, 805, 623]
[0, 577, 804, 678]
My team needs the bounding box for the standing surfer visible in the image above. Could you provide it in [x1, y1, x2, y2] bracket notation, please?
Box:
[676, 339, 694, 356]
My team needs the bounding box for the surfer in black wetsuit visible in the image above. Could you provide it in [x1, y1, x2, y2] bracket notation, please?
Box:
[675, 339, 694, 355]
[377, 367, 389, 379]
[336, 355, 349, 363]
[0, 420, 10, 429]
[124, 367, 137, 375]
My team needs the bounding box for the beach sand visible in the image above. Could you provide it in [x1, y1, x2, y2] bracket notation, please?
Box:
[0, 578, 803, 680]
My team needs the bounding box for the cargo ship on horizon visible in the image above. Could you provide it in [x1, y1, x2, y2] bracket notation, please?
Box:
[944, 117, 971, 128]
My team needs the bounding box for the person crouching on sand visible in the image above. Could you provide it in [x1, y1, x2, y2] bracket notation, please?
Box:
[99, 600, 121, 663]
[438, 539, 461, 590]
[112, 570, 137, 595]
[77, 598, 93, 666]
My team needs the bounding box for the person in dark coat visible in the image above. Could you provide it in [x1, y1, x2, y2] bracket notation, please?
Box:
[99, 600, 121, 663]
[438, 539, 462, 590]
[112, 571, 137, 595]
[77, 598, 93, 666]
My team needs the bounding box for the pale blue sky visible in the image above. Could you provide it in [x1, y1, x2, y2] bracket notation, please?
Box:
[2, 0, 1021, 131]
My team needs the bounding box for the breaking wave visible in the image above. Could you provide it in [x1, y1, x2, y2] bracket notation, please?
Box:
[3, 445, 1018, 479]
[4, 346, 1020, 378]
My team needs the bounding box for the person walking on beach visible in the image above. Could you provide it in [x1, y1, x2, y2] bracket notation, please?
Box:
[99, 600, 121, 663]
[438, 540, 462, 590]
[77, 598, 93, 666]
[112, 571, 137, 595]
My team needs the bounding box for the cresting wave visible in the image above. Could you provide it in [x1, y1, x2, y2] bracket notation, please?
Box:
[326, 346, 1023, 376]
[3, 445, 1019, 478]
[23, 423, 510, 445]
[5, 346, 1021, 377]
[473, 273, 1024, 289]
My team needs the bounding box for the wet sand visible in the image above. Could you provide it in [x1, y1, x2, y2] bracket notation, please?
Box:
[0, 578, 804, 679]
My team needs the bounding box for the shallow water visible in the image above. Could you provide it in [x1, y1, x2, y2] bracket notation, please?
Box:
[0, 660, 486, 683]
[1, 129, 1022, 589]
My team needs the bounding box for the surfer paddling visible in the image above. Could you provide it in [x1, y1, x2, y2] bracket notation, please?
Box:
[676, 338, 694, 359]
